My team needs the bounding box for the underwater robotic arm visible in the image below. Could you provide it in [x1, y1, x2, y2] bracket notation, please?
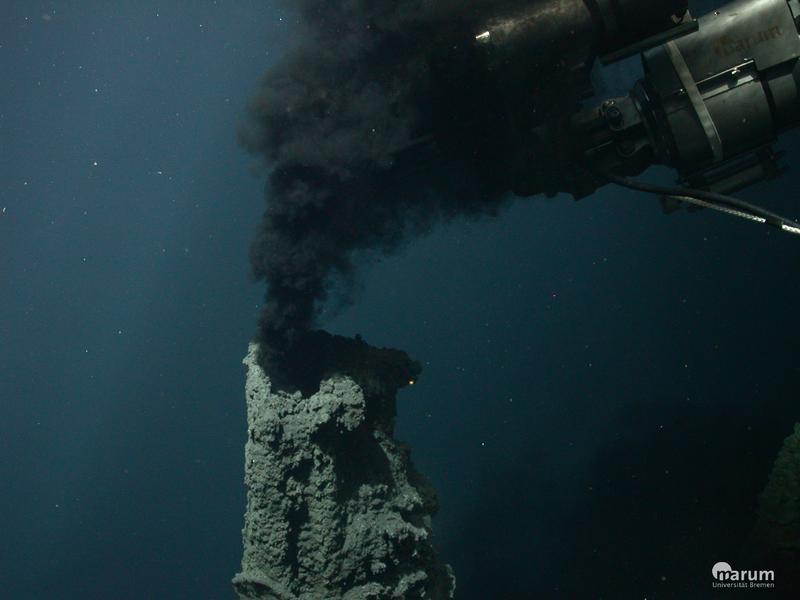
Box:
[433, 0, 800, 233]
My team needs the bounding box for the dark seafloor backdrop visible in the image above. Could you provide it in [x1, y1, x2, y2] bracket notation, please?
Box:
[1, 1, 798, 598]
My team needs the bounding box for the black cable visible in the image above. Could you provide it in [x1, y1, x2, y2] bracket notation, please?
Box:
[604, 173, 800, 234]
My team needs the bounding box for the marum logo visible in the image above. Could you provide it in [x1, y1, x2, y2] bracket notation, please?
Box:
[712, 561, 775, 583]
[713, 25, 782, 57]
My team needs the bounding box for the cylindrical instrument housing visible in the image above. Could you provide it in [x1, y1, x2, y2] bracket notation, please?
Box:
[475, 0, 597, 67]
[640, 0, 800, 173]
[474, 0, 689, 68]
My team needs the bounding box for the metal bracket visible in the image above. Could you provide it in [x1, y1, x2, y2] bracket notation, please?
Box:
[665, 39, 724, 163]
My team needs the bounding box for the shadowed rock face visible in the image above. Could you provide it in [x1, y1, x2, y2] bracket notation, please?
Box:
[748, 423, 800, 593]
[233, 343, 454, 600]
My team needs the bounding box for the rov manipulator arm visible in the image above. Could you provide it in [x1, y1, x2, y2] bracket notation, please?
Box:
[433, 0, 800, 234]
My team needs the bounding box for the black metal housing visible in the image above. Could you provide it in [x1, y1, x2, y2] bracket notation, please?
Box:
[430, 0, 800, 200]
[640, 0, 800, 189]
[538, 0, 800, 196]
[474, 0, 689, 69]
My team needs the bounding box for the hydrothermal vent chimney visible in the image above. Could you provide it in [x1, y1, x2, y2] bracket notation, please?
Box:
[232, 336, 455, 599]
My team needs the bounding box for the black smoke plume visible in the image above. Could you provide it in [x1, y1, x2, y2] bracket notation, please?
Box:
[241, 1, 538, 382]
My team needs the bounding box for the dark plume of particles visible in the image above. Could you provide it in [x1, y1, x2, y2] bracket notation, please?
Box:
[241, 0, 542, 387]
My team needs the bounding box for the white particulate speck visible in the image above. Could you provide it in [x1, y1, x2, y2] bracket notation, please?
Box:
[92, 161, 98, 167]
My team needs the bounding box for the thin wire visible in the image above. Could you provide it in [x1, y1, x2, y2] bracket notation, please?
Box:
[604, 173, 800, 235]
[665, 194, 766, 223]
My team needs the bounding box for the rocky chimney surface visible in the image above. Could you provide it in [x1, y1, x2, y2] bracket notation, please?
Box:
[233, 341, 455, 600]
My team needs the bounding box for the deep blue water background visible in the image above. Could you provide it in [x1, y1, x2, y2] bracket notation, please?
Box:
[2, 1, 798, 598]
